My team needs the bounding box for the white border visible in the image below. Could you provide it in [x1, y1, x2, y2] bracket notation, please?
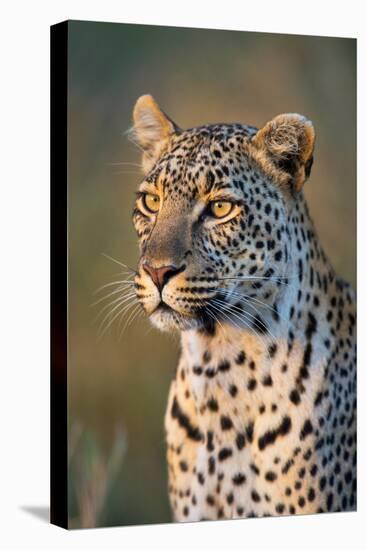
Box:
[0, 1, 364, 548]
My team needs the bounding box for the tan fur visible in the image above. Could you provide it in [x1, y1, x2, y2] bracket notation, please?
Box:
[130, 96, 356, 522]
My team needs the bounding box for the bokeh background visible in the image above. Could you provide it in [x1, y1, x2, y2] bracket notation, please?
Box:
[67, 20, 356, 528]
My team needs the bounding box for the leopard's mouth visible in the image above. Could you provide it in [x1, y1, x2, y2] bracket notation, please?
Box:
[148, 293, 228, 332]
[149, 299, 215, 331]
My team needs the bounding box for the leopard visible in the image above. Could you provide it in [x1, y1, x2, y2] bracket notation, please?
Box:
[129, 94, 356, 521]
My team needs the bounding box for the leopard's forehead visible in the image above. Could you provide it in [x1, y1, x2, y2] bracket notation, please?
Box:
[172, 122, 257, 143]
[144, 123, 259, 201]
[167, 123, 258, 160]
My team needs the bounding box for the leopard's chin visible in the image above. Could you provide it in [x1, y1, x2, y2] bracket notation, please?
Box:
[149, 303, 210, 332]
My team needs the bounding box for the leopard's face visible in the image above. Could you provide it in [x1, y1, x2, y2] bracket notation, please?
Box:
[131, 96, 314, 332]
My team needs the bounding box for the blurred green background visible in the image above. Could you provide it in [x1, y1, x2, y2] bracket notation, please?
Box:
[67, 20, 356, 528]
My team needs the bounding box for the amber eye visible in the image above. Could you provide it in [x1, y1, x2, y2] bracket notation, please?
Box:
[210, 200, 234, 219]
[143, 193, 160, 213]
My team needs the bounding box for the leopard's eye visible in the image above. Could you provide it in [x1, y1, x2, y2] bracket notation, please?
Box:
[209, 200, 233, 219]
[142, 193, 160, 213]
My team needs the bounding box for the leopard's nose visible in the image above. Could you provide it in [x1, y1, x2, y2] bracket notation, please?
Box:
[143, 262, 184, 292]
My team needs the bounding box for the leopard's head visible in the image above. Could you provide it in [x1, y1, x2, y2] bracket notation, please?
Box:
[131, 95, 315, 332]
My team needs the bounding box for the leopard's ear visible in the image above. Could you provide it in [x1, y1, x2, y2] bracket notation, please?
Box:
[131, 95, 180, 174]
[251, 114, 315, 192]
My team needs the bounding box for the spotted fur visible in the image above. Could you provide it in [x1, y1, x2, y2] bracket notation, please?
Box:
[130, 95, 356, 521]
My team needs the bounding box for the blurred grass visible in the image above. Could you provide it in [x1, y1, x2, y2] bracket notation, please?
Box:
[68, 422, 127, 528]
[67, 21, 356, 527]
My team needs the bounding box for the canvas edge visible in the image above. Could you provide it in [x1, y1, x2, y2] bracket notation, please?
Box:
[50, 20, 69, 530]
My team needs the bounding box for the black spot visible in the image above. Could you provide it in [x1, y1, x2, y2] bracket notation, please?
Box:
[245, 422, 254, 443]
[258, 416, 292, 451]
[207, 397, 219, 412]
[344, 470, 352, 484]
[197, 472, 205, 485]
[203, 350, 211, 363]
[247, 378, 257, 391]
[314, 391, 323, 406]
[218, 447, 233, 461]
[179, 460, 188, 472]
[289, 389, 301, 405]
[298, 496, 305, 508]
[206, 430, 214, 452]
[306, 311, 317, 340]
[275, 503, 285, 514]
[252, 314, 268, 334]
[268, 343, 277, 358]
[308, 488, 315, 502]
[232, 473, 246, 485]
[265, 471, 277, 482]
[205, 368, 216, 378]
[220, 415, 233, 431]
[303, 449, 312, 461]
[218, 360, 231, 372]
[282, 459, 294, 475]
[303, 342, 312, 367]
[251, 490, 261, 503]
[193, 366, 203, 375]
[235, 350, 246, 365]
[300, 419, 313, 441]
[262, 375, 273, 387]
[229, 384, 238, 397]
[198, 317, 216, 337]
[250, 463, 260, 476]
[319, 476, 327, 491]
[206, 170, 215, 189]
[171, 397, 203, 442]
[236, 433, 246, 450]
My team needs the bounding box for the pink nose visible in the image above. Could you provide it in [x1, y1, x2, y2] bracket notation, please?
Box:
[143, 263, 181, 292]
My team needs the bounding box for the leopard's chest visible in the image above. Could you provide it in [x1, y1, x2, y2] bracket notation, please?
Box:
[165, 331, 330, 520]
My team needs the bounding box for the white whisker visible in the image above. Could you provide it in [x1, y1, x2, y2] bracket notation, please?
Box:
[116, 300, 140, 334]
[211, 299, 270, 346]
[101, 253, 135, 273]
[94, 277, 134, 295]
[107, 161, 141, 167]
[222, 299, 277, 342]
[93, 290, 136, 320]
[91, 285, 134, 307]
[218, 287, 289, 326]
[97, 294, 136, 334]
